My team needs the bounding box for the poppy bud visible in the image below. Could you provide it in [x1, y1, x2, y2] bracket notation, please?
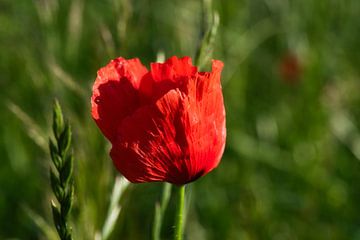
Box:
[91, 56, 226, 185]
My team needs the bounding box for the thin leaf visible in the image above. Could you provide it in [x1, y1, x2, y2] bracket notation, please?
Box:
[23, 206, 58, 240]
[101, 176, 129, 240]
[152, 183, 172, 240]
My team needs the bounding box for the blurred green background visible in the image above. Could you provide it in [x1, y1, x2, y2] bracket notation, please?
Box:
[1, 0, 360, 239]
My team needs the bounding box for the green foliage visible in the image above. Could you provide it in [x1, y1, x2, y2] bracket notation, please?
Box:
[1, 0, 360, 239]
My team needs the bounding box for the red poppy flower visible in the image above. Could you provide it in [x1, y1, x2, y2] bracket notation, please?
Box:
[91, 56, 226, 185]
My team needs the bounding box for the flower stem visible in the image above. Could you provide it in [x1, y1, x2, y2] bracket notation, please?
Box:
[174, 185, 185, 240]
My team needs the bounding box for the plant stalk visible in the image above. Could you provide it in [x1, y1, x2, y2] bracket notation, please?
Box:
[174, 185, 185, 240]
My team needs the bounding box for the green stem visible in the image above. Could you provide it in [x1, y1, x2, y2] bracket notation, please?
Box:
[174, 185, 185, 240]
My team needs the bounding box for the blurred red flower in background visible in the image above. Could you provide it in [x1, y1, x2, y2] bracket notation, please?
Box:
[91, 56, 226, 185]
[279, 52, 302, 84]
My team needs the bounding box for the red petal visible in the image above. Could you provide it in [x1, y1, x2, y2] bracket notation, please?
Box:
[139, 56, 198, 102]
[180, 60, 226, 178]
[111, 89, 188, 183]
[151, 56, 197, 82]
[91, 57, 148, 141]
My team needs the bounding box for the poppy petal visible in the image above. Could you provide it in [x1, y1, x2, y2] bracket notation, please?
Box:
[111, 89, 189, 184]
[91, 57, 148, 141]
[139, 56, 197, 101]
[180, 60, 226, 179]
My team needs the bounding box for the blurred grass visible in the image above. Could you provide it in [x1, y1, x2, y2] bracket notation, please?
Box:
[1, 0, 360, 239]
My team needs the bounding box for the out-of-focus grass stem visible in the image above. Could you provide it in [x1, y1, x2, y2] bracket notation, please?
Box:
[194, 0, 219, 68]
[100, 176, 129, 240]
[152, 183, 172, 240]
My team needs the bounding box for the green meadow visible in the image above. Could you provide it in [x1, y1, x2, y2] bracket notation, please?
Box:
[1, 0, 360, 239]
